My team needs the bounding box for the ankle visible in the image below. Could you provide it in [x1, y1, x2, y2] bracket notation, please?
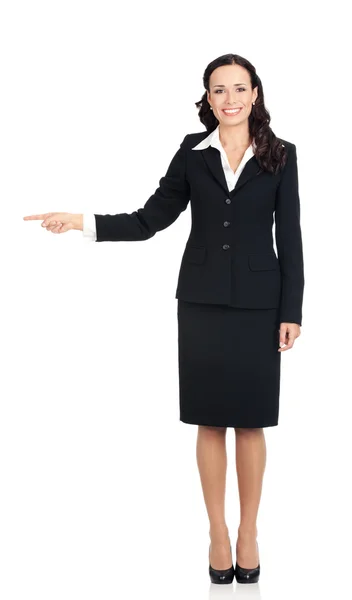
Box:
[237, 525, 258, 539]
[209, 523, 229, 540]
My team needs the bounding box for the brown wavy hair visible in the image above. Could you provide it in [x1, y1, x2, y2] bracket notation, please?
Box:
[195, 53, 288, 175]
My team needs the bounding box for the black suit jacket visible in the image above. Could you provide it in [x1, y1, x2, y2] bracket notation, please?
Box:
[94, 131, 305, 326]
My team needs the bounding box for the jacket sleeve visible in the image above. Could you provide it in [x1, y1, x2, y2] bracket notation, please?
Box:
[275, 143, 305, 326]
[94, 135, 190, 242]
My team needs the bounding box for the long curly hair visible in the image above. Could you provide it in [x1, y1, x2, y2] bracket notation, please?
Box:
[195, 53, 288, 175]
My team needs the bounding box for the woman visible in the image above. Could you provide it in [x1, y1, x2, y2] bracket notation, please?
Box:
[23, 53, 304, 585]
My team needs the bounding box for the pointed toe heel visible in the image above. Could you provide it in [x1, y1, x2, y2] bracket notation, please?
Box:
[208, 542, 235, 584]
[234, 562, 260, 583]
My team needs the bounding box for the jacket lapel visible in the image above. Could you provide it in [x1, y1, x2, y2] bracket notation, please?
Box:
[201, 146, 262, 196]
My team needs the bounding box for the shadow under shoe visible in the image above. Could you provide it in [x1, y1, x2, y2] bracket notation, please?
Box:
[209, 543, 235, 585]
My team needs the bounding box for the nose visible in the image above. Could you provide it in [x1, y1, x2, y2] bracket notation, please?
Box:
[226, 91, 238, 104]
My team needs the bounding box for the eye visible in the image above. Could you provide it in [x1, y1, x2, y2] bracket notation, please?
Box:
[214, 87, 246, 94]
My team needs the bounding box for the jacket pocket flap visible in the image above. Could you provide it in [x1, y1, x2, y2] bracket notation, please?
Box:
[248, 253, 279, 271]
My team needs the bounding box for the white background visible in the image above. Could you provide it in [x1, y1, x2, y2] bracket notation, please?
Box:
[1, 1, 351, 598]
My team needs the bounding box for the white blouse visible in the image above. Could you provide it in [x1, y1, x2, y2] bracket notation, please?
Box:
[82, 124, 257, 241]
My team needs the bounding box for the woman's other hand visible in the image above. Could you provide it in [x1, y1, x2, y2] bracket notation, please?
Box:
[23, 212, 83, 233]
[278, 323, 301, 351]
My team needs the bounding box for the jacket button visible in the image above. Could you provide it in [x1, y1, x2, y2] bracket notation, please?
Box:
[225, 198, 231, 204]
[222, 244, 230, 250]
[223, 221, 230, 227]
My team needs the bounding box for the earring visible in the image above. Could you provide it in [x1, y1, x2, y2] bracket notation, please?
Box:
[210, 107, 213, 110]
[253, 102, 255, 105]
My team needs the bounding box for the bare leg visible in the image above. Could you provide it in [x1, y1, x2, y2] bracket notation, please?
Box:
[196, 425, 232, 570]
[234, 427, 266, 568]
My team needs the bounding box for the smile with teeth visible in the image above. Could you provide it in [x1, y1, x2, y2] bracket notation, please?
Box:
[222, 108, 242, 115]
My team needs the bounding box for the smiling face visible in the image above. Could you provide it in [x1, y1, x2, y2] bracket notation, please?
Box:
[207, 64, 258, 126]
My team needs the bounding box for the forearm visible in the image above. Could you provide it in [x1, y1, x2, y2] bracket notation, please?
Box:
[91, 136, 190, 242]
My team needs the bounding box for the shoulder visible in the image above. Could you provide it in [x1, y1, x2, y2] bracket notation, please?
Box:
[181, 131, 212, 149]
[276, 139, 298, 173]
[180, 132, 297, 159]
[277, 137, 296, 152]
[182, 132, 297, 150]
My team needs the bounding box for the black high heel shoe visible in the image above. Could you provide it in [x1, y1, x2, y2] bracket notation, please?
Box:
[234, 540, 260, 584]
[209, 542, 235, 584]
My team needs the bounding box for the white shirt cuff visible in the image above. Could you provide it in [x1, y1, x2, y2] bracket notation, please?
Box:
[82, 213, 97, 241]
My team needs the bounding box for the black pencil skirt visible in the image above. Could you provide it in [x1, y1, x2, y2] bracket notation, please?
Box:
[177, 300, 282, 428]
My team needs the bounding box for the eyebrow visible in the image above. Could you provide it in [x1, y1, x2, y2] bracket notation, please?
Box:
[212, 83, 247, 88]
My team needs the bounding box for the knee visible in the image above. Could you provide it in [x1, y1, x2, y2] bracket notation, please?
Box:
[198, 425, 227, 435]
[234, 427, 263, 435]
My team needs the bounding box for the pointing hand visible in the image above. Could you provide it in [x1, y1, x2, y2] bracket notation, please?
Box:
[23, 212, 83, 233]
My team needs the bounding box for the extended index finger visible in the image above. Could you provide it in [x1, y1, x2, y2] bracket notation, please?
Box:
[23, 213, 54, 220]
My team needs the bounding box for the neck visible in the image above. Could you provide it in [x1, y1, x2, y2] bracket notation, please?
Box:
[218, 123, 252, 151]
